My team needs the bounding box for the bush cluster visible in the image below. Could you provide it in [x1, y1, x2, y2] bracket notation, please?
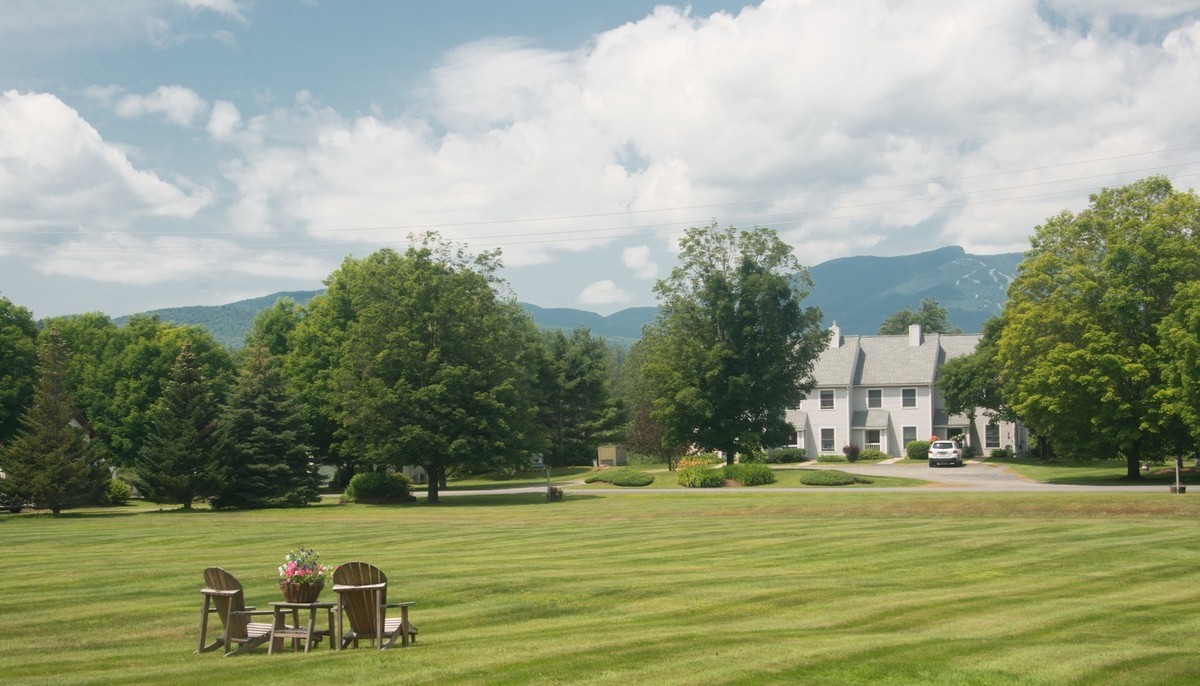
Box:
[905, 440, 931, 460]
[678, 453, 722, 469]
[344, 471, 414, 503]
[736, 451, 768, 464]
[768, 448, 806, 463]
[798, 469, 874, 486]
[104, 478, 132, 506]
[585, 467, 655, 487]
[858, 448, 887, 462]
[816, 453, 848, 463]
[842, 444, 861, 462]
[990, 447, 1014, 460]
[723, 463, 776, 486]
[626, 452, 667, 466]
[677, 465, 724, 488]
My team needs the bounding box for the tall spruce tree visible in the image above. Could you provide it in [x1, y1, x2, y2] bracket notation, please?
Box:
[131, 343, 222, 509]
[0, 329, 108, 514]
[212, 343, 317, 509]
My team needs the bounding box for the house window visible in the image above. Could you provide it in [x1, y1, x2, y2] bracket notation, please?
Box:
[865, 429, 881, 451]
[820, 390, 834, 410]
[986, 423, 1001, 449]
[867, 389, 882, 408]
[902, 388, 917, 408]
[820, 428, 835, 452]
[902, 426, 917, 449]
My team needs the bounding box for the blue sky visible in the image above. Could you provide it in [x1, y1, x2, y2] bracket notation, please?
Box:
[2, 0, 1200, 318]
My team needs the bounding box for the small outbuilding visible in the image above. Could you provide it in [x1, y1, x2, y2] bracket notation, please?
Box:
[597, 444, 627, 467]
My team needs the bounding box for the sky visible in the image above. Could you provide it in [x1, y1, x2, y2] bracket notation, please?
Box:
[2, 0, 1200, 319]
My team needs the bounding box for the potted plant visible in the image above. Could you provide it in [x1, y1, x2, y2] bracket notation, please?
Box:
[278, 547, 331, 603]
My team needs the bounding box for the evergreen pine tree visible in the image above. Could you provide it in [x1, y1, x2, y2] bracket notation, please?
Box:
[0, 329, 108, 514]
[131, 343, 222, 509]
[212, 343, 318, 508]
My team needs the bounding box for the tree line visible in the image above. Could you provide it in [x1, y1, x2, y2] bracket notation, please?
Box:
[4, 178, 1199, 511]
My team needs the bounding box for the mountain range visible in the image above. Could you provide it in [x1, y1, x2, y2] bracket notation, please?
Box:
[114, 246, 1022, 348]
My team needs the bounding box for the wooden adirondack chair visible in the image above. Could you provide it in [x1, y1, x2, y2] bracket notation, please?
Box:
[332, 561, 418, 649]
[197, 567, 277, 656]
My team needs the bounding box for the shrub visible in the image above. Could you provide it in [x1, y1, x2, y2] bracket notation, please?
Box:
[842, 443, 861, 462]
[626, 452, 667, 466]
[797, 469, 874, 486]
[990, 447, 1014, 460]
[344, 471, 414, 503]
[104, 478, 132, 505]
[816, 453, 848, 463]
[906, 440, 931, 460]
[585, 467, 655, 487]
[737, 451, 768, 464]
[768, 448, 806, 463]
[677, 465, 724, 488]
[722, 463, 776, 486]
[678, 453, 722, 469]
[858, 448, 887, 462]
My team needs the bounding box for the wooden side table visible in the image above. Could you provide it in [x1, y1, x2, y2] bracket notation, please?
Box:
[268, 601, 337, 654]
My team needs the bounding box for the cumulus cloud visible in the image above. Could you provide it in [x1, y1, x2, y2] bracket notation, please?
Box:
[38, 233, 237, 284]
[578, 280, 633, 306]
[207, 99, 242, 140]
[212, 0, 1200, 272]
[0, 90, 210, 230]
[622, 245, 658, 279]
[115, 85, 208, 126]
[0, 0, 247, 51]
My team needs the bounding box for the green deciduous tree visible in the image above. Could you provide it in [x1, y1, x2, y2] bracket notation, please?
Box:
[212, 343, 318, 509]
[878, 298, 962, 335]
[537, 328, 624, 465]
[0, 330, 109, 514]
[0, 295, 38, 444]
[997, 177, 1200, 477]
[644, 223, 828, 465]
[131, 343, 224, 509]
[1158, 282, 1200, 449]
[938, 316, 1009, 426]
[297, 239, 540, 503]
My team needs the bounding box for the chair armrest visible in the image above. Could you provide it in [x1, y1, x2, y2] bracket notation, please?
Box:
[332, 582, 387, 592]
[231, 609, 275, 618]
[384, 601, 416, 608]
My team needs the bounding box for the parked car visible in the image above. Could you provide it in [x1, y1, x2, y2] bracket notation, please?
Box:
[928, 440, 963, 468]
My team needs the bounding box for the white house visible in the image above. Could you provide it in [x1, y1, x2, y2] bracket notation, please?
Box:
[785, 323, 1025, 458]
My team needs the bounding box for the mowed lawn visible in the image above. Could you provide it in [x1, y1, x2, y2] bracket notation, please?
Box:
[2, 491, 1199, 685]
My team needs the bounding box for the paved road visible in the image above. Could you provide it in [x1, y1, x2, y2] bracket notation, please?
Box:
[436, 460, 1174, 496]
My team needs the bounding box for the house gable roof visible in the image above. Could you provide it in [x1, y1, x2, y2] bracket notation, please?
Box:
[811, 331, 984, 389]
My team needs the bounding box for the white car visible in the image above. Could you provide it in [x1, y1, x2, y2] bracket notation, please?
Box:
[928, 440, 963, 468]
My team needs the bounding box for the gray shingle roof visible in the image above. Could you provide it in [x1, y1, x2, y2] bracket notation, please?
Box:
[851, 409, 890, 428]
[853, 334, 940, 386]
[811, 335, 860, 386]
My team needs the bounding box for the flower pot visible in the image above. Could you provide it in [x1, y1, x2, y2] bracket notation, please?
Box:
[280, 581, 323, 603]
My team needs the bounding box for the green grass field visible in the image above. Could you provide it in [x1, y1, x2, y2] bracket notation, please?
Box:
[3, 491, 1198, 685]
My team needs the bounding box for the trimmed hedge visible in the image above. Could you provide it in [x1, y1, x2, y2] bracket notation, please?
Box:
[677, 465, 724, 488]
[768, 448, 807, 463]
[585, 467, 655, 487]
[723, 463, 776, 486]
[816, 453, 848, 463]
[859, 448, 887, 462]
[344, 471, 414, 503]
[906, 440, 931, 460]
[797, 469, 875, 486]
[737, 451, 768, 464]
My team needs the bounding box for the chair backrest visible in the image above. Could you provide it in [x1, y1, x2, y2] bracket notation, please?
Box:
[203, 567, 251, 639]
[333, 561, 389, 634]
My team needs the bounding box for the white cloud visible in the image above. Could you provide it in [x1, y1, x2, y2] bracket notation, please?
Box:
[0, 90, 210, 231]
[213, 0, 1200, 274]
[115, 85, 208, 126]
[179, 0, 247, 23]
[578, 280, 633, 306]
[621, 245, 658, 279]
[39, 233, 236, 284]
[207, 100, 242, 140]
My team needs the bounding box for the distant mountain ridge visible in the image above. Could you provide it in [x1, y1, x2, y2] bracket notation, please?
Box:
[111, 246, 1022, 347]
